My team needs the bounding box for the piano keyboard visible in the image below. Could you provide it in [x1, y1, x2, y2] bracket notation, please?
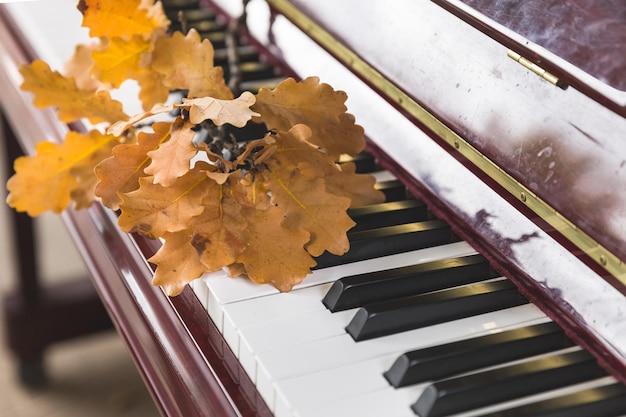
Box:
[168, 1, 626, 416]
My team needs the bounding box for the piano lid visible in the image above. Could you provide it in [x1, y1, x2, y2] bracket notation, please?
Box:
[434, 0, 626, 116]
[262, 0, 626, 287]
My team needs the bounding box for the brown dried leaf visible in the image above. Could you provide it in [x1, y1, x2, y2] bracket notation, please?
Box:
[253, 77, 365, 158]
[117, 163, 212, 238]
[150, 231, 209, 297]
[144, 118, 198, 186]
[183, 91, 260, 126]
[236, 204, 316, 291]
[95, 121, 171, 210]
[151, 29, 232, 99]
[262, 127, 354, 257]
[326, 162, 385, 208]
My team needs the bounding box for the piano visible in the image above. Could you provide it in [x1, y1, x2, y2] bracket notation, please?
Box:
[1, 0, 626, 416]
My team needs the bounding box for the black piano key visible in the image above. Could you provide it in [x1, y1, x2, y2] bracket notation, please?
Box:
[346, 279, 527, 341]
[214, 45, 260, 67]
[315, 219, 459, 269]
[338, 152, 378, 173]
[411, 349, 607, 417]
[375, 179, 408, 202]
[384, 321, 574, 387]
[477, 381, 626, 417]
[324, 254, 495, 312]
[347, 199, 429, 232]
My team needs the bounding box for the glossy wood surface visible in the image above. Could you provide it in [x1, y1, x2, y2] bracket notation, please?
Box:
[0, 3, 271, 416]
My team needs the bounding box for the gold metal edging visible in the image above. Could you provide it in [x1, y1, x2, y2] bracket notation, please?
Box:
[266, 0, 626, 284]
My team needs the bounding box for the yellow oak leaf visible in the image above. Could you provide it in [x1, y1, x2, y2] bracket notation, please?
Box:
[80, 0, 169, 39]
[69, 135, 118, 210]
[91, 34, 153, 88]
[20, 59, 128, 124]
[149, 231, 209, 297]
[237, 204, 316, 291]
[144, 118, 198, 186]
[151, 29, 233, 99]
[63, 42, 108, 91]
[6, 130, 118, 216]
[117, 163, 213, 239]
[183, 91, 260, 126]
[252, 77, 366, 158]
[95, 121, 171, 210]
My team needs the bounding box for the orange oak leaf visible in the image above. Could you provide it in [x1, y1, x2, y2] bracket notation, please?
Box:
[90, 34, 153, 88]
[135, 69, 170, 111]
[117, 163, 213, 239]
[326, 161, 385, 208]
[149, 231, 209, 297]
[20, 59, 128, 124]
[189, 177, 248, 271]
[236, 204, 316, 291]
[6, 130, 118, 216]
[261, 127, 354, 257]
[252, 77, 366, 158]
[151, 29, 233, 99]
[144, 118, 198, 186]
[95, 121, 171, 210]
[80, 0, 169, 39]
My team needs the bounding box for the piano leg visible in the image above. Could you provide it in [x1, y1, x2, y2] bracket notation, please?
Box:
[1, 112, 113, 387]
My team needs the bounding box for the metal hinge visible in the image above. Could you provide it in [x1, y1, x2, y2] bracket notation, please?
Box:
[507, 50, 568, 90]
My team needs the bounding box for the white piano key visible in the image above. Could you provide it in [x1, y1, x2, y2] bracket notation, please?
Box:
[205, 241, 477, 331]
[238, 307, 356, 377]
[189, 277, 209, 311]
[255, 304, 547, 411]
[371, 169, 397, 183]
[294, 384, 422, 417]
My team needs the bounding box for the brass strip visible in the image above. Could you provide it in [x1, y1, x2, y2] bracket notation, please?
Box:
[266, 0, 626, 284]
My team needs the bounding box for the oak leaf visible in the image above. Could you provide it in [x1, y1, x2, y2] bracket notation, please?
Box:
[90, 34, 153, 88]
[108, 92, 259, 136]
[20, 59, 128, 124]
[63, 42, 108, 91]
[117, 163, 213, 238]
[252, 77, 366, 158]
[236, 204, 316, 291]
[149, 231, 209, 297]
[183, 91, 260, 126]
[144, 118, 198, 186]
[262, 126, 354, 257]
[134, 68, 171, 111]
[80, 0, 169, 39]
[6, 130, 118, 216]
[189, 176, 248, 271]
[326, 161, 385, 208]
[95, 121, 171, 210]
[151, 29, 233, 99]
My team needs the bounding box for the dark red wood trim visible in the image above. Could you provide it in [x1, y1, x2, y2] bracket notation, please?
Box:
[0, 5, 272, 416]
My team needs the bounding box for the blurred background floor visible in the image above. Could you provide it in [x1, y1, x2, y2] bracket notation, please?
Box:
[1, 133, 159, 416]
